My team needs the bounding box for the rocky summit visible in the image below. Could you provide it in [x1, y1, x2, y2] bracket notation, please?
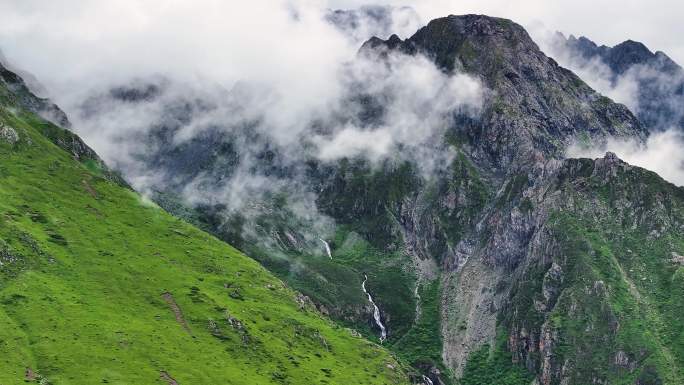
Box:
[353, 15, 683, 384]
[1, 10, 683, 385]
[363, 15, 646, 173]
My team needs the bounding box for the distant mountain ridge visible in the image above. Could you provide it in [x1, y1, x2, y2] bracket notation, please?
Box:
[551, 33, 684, 131]
[559, 35, 681, 76]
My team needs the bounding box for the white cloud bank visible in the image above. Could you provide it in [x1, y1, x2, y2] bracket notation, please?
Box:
[567, 129, 684, 187]
[0, 1, 481, 175]
[315, 52, 482, 170]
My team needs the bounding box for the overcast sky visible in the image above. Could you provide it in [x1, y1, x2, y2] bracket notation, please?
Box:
[0, 0, 681, 97]
[0, 0, 681, 130]
[0, 0, 681, 133]
[1, 1, 682, 80]
[331, 0, 684, 63]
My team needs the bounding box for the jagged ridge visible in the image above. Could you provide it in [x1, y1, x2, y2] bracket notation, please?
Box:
[553, 33, 684, 131]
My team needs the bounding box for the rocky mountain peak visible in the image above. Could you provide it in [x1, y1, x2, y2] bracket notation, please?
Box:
[361, 15, 645, 175]
[416, 13, 528, 40]
[607, 39, 663, 74]
[363, 14, 542, 75]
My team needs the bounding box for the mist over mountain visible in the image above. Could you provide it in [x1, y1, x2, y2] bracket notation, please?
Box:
[1, 2, 683, 385]
[543, 33, 684, 187]
[548, 33, 684, 132]
[326, 5, 423, 43]
[0, 57, 69, 127]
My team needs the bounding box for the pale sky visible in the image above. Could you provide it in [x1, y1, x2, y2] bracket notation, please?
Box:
[330, 0, 684, 63]
[0, 0, 681, 102]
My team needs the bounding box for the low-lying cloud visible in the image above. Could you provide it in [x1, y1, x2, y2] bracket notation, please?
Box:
[326, 5, 423, 42]
[315, 52, 482, 171]
[567, 129, 684, 187]
[3, 2, 483, 256]
[72, 48, 483, 194]
[541, 34, 684, 130]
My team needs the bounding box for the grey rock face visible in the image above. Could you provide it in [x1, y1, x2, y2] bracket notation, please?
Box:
[336, 16, 678, 384]
[0, 123, 19, 145]
[476, 152, 683, 384]
[0, 240, 20, 267]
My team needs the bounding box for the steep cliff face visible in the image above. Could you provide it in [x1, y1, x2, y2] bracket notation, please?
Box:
[442, 152, 684, 384]
[304, 16, 682, 384]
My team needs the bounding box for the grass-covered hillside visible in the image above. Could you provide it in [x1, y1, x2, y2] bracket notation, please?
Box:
[0, 95, 410, 384]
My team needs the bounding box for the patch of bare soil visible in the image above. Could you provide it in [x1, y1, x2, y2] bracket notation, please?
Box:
[161, 292, 191, 334]
[25, 367, 36, 381]
[160, 371, 179, 385]
[81, 178, 98, 199]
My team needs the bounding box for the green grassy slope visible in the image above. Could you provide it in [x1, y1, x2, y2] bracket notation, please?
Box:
[0, 106, 409, 384]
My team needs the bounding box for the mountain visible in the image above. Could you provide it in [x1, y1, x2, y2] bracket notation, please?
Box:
[53, 14, 683, 385]
[550, 33, 684, 132]
[361, 15, 645, 173]
[357, 15, 683, 384]
[0, 59, 69, 128]
[0, 63, 409, 384]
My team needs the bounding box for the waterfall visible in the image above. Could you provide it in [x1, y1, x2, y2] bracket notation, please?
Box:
[361, 274, 387, 342]
[319, 238, 332, 259]
[414, 283, 422, 321]
[422, 375, 434, 385]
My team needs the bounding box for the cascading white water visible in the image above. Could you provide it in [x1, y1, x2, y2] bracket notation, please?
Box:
[319, 238, 332, 259]
[361, 274, 387, 342]
[422, 375, 434, 385]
